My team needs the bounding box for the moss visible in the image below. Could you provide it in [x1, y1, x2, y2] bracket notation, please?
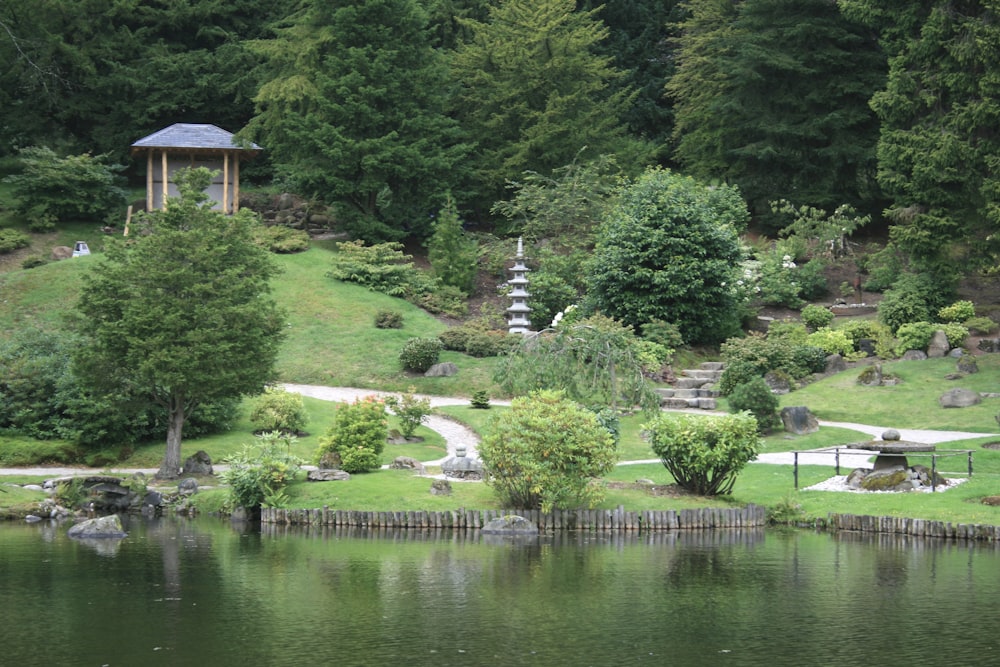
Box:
[860, 470, 909, 491]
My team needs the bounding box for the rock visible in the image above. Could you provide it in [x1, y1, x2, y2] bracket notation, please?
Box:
[277, 192, 295, 210]
[389, 456, 426, 474]
[317, 451, 342, 470]
[881, 429, 901, 441]
[183, 450, 213, 475]
[764, 371, 791, 394]
[957, 355, 979, 374]
[482, 515, 539, 535]
[949, 347, 966, 359]
[824, 354, 847, 374]
[939, 388, 982, 408]
[22, 484, 43, 492]
[978, 338, 999, 353]
[780, 406, 819, 435]
[25, 515, 42, 523]
[177, 478, 198, 496]
[902, 349, 927, 360]
[635, 479, 656, 485]
[51, 246, 73, 260]
[857, 339, 876, 357]
[860, 469, 912, 492]
[927, 330, 950, 358]
[429, 479, 452, 496]
[424, 362, 458, 377]
[307, 469, 351, 482]
[143, 490, 163, 507]
[67, 515, 128, 539]
[846, 468, 867, 489]
[857, 364, 883, 387]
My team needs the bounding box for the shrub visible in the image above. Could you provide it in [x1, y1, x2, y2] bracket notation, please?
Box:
[314, 395, 387, 473]
[790, 345, 829, 375]
[478, 390, 617, 512]
[839, 319, 886, 346]
[415, 283, 468, 318]
[727, 378, 780, 432]
[806, 328, 854, 356]
[220, 433, 303, 510]
[399, 337, 443, 372]
[4, 146, 128, 222]
[895, 321, 936, 353]
[470, 390, 491, 409]
[374, 309, 404, 329]
[718, 358, 762, 396]
[965, 316, 998, 335]
[0, 229, 30, 254]
[719, 332, 794, 391]
[767, 320, 809, 345]
[328, 240, 426, 297]
[801, 304, 834, 331]
[878, 273, 945, 332]
[252, 224, 310, 253]
[464, 330, 510, 358]
[942, 323, 969, 348]
[938, 300, 976, 323]
[21, 256, 46, 269]
[645, 411, 761, 495]
[427, 193, 477, 293]
[384, 387, 431, 439]
[439, 326, 473, 351]
[249, 387, 308, 435]
[641, 319, 685, 350]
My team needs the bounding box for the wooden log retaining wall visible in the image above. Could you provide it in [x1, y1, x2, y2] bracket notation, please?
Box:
[827, 513, 1000, 542]
[259, 504, 768, 532]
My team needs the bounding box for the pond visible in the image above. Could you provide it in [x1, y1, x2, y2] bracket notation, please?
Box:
[2, 517, 998, 666]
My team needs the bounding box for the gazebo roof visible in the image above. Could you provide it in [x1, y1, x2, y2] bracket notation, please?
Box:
[130, 123, 260, 154]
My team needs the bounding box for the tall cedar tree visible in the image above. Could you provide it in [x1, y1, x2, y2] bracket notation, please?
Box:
[668, 0, 885, 222]
[74, 169, 285, 479]
[427, 193, 478, 294]
[246, 0, 468, 241]
[450, 0, 652, 212]
[842, 0, 1000, 275]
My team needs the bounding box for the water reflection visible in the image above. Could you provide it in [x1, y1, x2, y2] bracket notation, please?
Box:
[2, 519, 999, 666]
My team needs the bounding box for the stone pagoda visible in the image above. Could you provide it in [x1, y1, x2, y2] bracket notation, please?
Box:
[506, 237, 531, 334]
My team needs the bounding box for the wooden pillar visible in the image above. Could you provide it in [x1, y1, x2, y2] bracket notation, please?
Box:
[146, 151, 153, 212]
[222, 151, 230, 214]
[161, 151, 169, 210]
[233, 153, 241, 213]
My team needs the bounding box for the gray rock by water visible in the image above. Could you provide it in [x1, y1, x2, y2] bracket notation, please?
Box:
[177, 478, 199, 496]
[183, 450, 213, 475]
[939, 388, 982, 408]
[482, 515, 539, 535]
[780, 406, 819, 435]
[68, 515, 127, 539]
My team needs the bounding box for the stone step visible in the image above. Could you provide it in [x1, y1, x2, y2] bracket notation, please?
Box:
[674, 377, 708, 389]
[659, 396, 719, 410]
[700, 362, 725, 371]
[682, 369, 722, 381]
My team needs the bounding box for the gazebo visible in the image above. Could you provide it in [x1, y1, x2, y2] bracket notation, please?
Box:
[130, 123, 261, 214]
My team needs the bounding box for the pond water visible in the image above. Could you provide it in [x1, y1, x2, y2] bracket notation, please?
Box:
[2, 517, 998, 666]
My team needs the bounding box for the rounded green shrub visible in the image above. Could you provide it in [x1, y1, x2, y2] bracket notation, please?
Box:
[249, 387, 308, 434]
[790, 345, 829, 375]
[942, 323, 969, 348]
[640, 319, 685, 350]
[314, 395, 387, 473]
[398, 337, 443, 372]
[374, 309, 404, 329]
[801, 304, 834, 330]
[805, 328, 854, 356]
[727, 377, 780, 432]
[877, 274, 945, 333]
[719, 359, 763, 396]
[965, 316, 998, 335]
[938, 300, 976, 323]
[895, 321, 936, 353]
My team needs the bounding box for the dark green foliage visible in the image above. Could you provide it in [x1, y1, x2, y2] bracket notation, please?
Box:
[525, 248, 588, 331]
[412, 284, 469, 319]
[4, 147, 127, 222]
[895, 322, 936, 353]
[247, 0, 467, 241]
[640, 320, 685, 351]
[719, 331, 823, 393]
[727, 378, 780, 432]
[252, 225, 310, 254]
[858, 244, 905, 292]
[645, 411, 761, 496]
[314, 396, 387, 474]
[790, 345, 829, 376]
[399, 337, 443, 372]
[877, 273, 948, 333]
[718, 359, 763, 396]
[439, 323, 514, 357]
[479, 390, 617, 511]
[20, 256, 46, 269]
[669, 0, 885, 221]
[328, 240, 434, 298]
[374, 310, 404, 329]
[800, 305, 834, 331]
[0, 229, 30, 254]
[585, 168, 747, 345]
[965, 317, 997, 335]
[428, 193, 477, 294]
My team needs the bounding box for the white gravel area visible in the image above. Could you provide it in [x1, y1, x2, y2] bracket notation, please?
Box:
[803, 475, 970, 493]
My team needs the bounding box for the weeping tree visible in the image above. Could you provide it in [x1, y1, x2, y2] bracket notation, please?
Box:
[493, 314, 661, 413]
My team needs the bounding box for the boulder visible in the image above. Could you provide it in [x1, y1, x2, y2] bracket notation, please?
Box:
[763, 371, 791, 394]
[949, 347, 966, 359]
[957, 355, 979, 374]
[429, 479, 452, 496]
[859, 469, 912, 492]
[939, 388, 982, 408]
[902, 350, 928, 360]
[183, 450, 213, 475]
[857, 339, 876, 357]
[881, 429, 901, 442]
[978, 338, 999, 353]
[307, 469, 351, 482]
[482, 515, 539, 535]
[780, 406, 819, 435]
[824, 354, 847, 374]
[424, 362, 458, 377]
[67, 515, 128, 539]
[927, 330, 950, 358]
[177, 478, 198, 496]
[389, 456, 426, 474]
[51, 246, 73, 260]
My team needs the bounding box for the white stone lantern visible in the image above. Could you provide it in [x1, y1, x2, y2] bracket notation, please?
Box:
[506, 237, 531, 334]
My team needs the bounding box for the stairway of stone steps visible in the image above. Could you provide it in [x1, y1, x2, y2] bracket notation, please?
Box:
[655, 362, 724, 410]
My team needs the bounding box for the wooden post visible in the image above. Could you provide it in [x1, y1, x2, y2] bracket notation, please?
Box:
[161, 151, 169, 210]
[222, 151, 230, 214]
[233, 153, 241, 213]
[146, 151, 153, 212]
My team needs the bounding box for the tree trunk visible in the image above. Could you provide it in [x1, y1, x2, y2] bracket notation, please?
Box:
[157, 399, 186, 479]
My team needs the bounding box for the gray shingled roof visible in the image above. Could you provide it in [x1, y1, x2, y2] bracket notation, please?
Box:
[131, 123, 261, 151]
